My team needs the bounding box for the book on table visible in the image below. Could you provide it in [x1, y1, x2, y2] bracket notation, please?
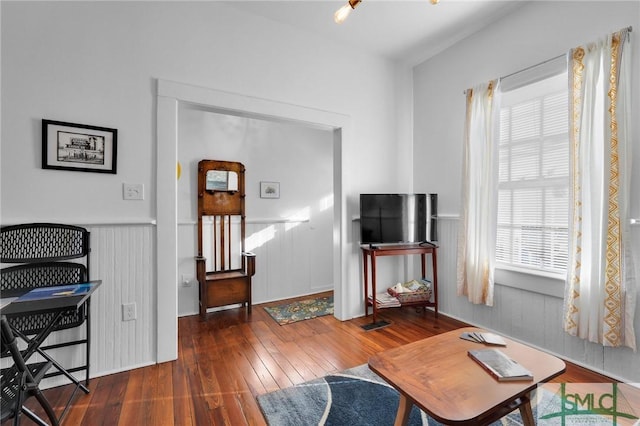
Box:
[460, 331, 507, 346]
[15, 283, 96, 302]
[1, 281, 102, 316]
[368, 292, 401, 308]
[467, 349, 533, 382]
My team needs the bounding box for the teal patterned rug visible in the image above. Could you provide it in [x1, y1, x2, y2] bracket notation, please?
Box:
[257, 364, 530, 425]
[264, 295, 334, 325]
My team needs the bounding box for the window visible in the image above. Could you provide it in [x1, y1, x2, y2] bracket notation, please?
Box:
[496, 66, 569, 277]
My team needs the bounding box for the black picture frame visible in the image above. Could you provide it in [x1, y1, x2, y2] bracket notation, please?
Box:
[42, 119, 117, 174]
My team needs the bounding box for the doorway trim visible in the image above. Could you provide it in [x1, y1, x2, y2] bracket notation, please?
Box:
[156, 79, 350, 362]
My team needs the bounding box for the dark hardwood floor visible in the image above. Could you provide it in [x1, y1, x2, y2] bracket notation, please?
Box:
[8, 292, 614, 425]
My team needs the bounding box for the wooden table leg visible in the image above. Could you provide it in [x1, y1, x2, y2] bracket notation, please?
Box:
[394, 394, 413, 426]
[518, 397, 535, 426]
[363, 250, 369, 317]
[371, 252, 377, 323]
[431, 248, 438, 318]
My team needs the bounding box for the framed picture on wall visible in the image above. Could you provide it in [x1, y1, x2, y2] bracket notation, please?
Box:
[260, 181, 280, 199]
[42, 119, 118, 174]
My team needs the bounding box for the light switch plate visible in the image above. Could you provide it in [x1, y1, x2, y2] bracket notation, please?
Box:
[123, 183, 144, 200]
[122, 303, 137, 321]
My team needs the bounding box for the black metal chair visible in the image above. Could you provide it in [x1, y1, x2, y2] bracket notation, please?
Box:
[1, 315, 59, 426]
[0, 223, 93, 423]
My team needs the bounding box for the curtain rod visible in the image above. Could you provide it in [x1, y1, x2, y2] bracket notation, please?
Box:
[464, 26, 633, 94]
[500, 26, 633, 82]
[462, 52, 564, 94]
[498, 53, 566, 82]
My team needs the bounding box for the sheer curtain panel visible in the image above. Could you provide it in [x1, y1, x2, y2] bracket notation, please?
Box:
[563, 28, 637, 350]
[457, 81, 500, 306]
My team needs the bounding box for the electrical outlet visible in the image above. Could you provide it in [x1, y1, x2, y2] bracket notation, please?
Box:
[123, 183, 144, 200]
[122, 303, 137, 321]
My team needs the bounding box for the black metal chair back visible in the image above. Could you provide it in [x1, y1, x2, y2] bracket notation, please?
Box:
[0, 223, 92, 384]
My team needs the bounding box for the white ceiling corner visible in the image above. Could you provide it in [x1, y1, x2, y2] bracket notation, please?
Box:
[224, 0, 529, 65]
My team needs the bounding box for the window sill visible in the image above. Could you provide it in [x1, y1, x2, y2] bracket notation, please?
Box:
[494, 267, 564, 298]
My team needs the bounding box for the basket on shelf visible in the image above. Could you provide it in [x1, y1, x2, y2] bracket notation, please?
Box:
[387, 278, 432, 304]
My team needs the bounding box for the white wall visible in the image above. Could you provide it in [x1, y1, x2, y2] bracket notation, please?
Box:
[413, 1, 640, 381]
[177, 107, 334, 224]
[1, 1, 413, 375]
[1, 1, 407, 221]
[177, 107, 334, 315]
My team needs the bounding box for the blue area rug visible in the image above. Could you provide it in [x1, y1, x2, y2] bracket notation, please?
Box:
[264, 296, 334, 325]
[257, 364, 529, 425]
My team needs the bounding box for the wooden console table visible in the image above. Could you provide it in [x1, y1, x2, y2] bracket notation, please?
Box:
[361, 243, 438, 324]
[369, 327, 566, 425]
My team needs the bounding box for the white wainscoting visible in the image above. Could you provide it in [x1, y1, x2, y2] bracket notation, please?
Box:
[32, 223, 156, 388]
[435, 216, 640, 383]
[87, 224, 156, 375]
[248, 220, 334, 303]
[178, 218, 334, 317]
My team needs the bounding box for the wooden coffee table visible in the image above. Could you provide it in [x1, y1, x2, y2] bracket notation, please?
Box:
[368, 327, 566, 426]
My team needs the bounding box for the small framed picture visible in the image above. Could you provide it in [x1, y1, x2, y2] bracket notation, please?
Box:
[260, 181, 280, 199]
[42, 119, 117, 174]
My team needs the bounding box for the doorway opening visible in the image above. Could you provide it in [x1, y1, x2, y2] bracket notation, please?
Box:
[156, 79, 349, 362]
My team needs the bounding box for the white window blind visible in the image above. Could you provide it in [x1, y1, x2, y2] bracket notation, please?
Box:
[496, 68, 569, 276]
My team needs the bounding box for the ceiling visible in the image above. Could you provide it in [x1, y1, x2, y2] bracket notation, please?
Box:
[225, 0, 528, 65]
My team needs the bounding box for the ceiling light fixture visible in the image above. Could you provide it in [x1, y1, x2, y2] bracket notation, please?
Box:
[334, 0, 440, 24]
[334, 0, 362, 24]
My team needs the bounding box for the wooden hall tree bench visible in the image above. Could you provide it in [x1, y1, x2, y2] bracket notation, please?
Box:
[195, 160, 257, 318]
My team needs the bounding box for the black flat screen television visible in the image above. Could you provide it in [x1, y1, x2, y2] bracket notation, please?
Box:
[359, 193, 437, 245]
